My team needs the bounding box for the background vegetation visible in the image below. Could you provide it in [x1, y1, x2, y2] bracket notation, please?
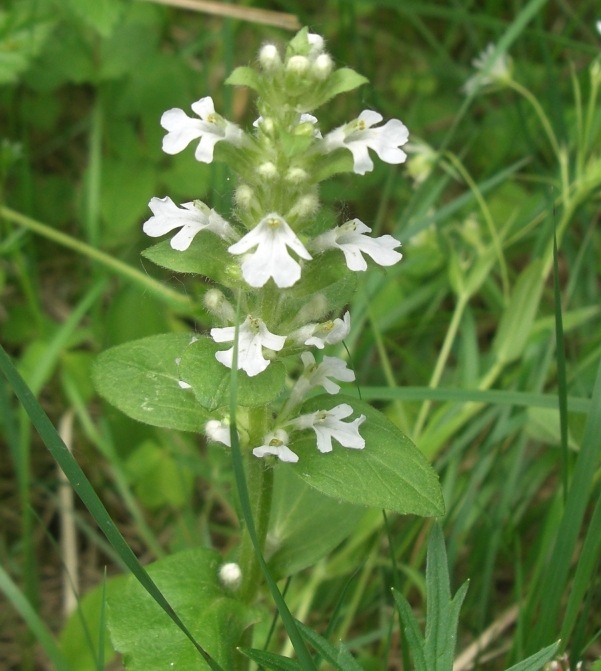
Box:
[1, 0, 600, 669]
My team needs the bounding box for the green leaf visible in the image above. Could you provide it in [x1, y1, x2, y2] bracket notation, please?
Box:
[108, 549, 257, 670]
[313, 68, 368, 108]
[59, 577, 127, 671]
[424, 525, 468, 671]
[267, 465, 367, 578]
[0, 11, 55, 85]
[239, 648, 301, 670]
[125, 440, 194, 509]
[492, 260, 544, 364]
[142, 234, 240, 286]
[225, 66, 261, 91]
[296, 620, 363, 670]
[178, 336, 286, 411]
[64, 0, 124, 37]
[392, 589, 427, 671]
[503, 641, 561, 671]
[93, 333, 211, 433]
[290, 395, 444, 516]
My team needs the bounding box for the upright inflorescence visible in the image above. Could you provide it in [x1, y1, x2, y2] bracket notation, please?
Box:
[142, 29, 409, 463]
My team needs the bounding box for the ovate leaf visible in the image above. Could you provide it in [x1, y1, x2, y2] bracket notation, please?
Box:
[290, 395, 444, 516]
[267, 465, 367, 578]
[225, 66, 261, 91]
[93, 333, 210, 432]
[313, 68, 368, 108]
[142, 235, 240, 287]
[108, 549, 257, 670]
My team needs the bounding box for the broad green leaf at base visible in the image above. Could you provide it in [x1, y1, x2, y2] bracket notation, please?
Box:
[108, 549, 257, 670]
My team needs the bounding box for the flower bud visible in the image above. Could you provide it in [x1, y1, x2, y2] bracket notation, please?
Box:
[259, 43, 281, 72]
[288, 193, 318, 220]
[234, 184, 255, 210]
[219, 562, 242, 590]
[204, 289, 235, 322]
[205, 419, 231, 447]
[285, 166, 309, 184]
[286, 55, 309, 76]
[312, 53, 333, 79]
[257, 161, 278, 180]
[307, 33, 325, 55]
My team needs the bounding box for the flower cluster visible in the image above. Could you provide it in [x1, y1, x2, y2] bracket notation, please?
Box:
[143, 29, 408, 462]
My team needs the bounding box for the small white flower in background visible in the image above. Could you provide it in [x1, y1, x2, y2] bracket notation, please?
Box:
[463, 43, 512, 95]
[291, 311, 351, 349]
[290, 403, 366, 453]
[211, 315, 286, 377]
[300, 352, 355, 394]
[219, 562, 242, 590]
[161, 96, 245, 163]
[405, 139, 439, 185]
[228, 213, 312, 288]
[311, 218, 402, 271]
[205, 419, 233, 447]
[323, 110, 409, 175]
[252, 429, 299, 462]
[143, 196, 237, 251]
[597, 20, 601, 36]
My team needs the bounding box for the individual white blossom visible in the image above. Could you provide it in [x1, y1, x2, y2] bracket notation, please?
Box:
[161, 96, 245, 163]
[290, 311, 351, 349]
[311, 218, 402, 271]
[463, 43, 512, 95]
[299, 352, 355, 394]
[307, 32, 325, 55]
[228, 213, 312, 288]
[205, 419, 232, 447]
[290, 403, 365, 453]
[143, 196, 237, 251]
[252, 429, 299, 463]
[597, 20, 601, 36]
[211, 315, 286, 377]
[323, 110, 409, 175]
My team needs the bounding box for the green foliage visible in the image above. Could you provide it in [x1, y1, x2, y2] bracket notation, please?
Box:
[93, 334, 211, 433]
[291, 395, 445, 516]
[108, 549, 257, 670]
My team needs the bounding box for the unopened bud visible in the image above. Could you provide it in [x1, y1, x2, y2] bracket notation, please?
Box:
[289, 193, 318, 220]
[286, 166, 309, 184]
[307, 33, 325, 55]
[235, 184, 255, 210]
[219, 562, 242, 590]
[257, 161, 278, 180]
[259, 43, 281, 72]
[286, 55, 309, 76]
[204, 289, 235, 322]
[312, 53, 333, 79]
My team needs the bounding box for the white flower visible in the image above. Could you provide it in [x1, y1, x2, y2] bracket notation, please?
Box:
[300, 352, 355, 394]
[323, 110, 409, 175]
[311, 219, 402, 271]
[143, 196, 237, 251]
[211, 315, 286, 377]
[463, 43, 512, 95]
[290, 403, 365, 453]
[205, 419, 232, 447]
[161, 96, 245, 163]
[290, 311, 351, 349]
[597, 20, 601, 36]
[228, 213, 312, 288]
[252, 429, 299, 463]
